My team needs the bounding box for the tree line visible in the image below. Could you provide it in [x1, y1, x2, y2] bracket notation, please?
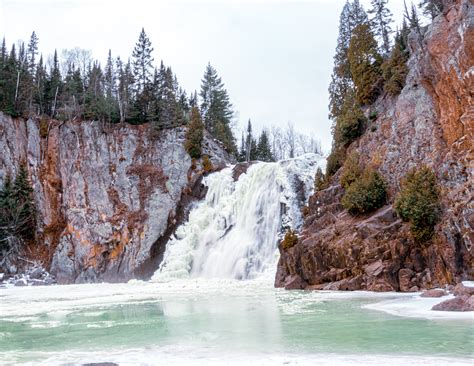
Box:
[0, 28, 237, 153]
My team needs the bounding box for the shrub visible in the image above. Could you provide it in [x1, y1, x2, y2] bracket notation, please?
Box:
[394, 167, 440, 243]
[202, 155, 213, 174]
[281, 229, 298, 250]
[326, 146, 346, 177]
[39, 119, 50, 138]
[314, 167, 327, 191]
[342, 169, 387, 215]
[335, 93, 366, 146]
[340, 152, 361, 189]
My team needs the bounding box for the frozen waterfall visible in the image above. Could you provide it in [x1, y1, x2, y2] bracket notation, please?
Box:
[152, 153, 324, 281]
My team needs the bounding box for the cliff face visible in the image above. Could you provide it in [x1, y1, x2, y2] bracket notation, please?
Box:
[276, 0, 473, 291]
[0, 115, 230, 283]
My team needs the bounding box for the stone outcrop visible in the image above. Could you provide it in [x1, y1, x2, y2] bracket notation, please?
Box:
[0, 115, 230, 283]
[276, 0, 473, 291]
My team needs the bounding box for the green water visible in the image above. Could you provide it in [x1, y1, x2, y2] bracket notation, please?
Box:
[0, 279, 473, 365]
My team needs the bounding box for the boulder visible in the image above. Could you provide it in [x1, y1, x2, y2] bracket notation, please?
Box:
[421, 289, 448, 298]
[432, 295, 474, 312]
[452, 283, 474, 297]
[283, 275, 307, 290]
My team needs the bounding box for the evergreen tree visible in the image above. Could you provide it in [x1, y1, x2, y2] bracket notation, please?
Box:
[27, 32, 39, 75]
[189, 90, 198, 108]
[328, 0, 368, 120]
[314, 167, 326, 191]
[382, 30, 409, 96]
[13, 163, 35, 237]
[103, 50, 119, 122]
[60, 66, 83, 120]
[335, 91, 366, 146]
[200, 63, 236, 153]
[34, 55, 47, 115]
[45, 49, 62, 118]
[131, 28, 154, 123]
[184, 106, 204, 159]
[419, 0, 445, 19]
[1, 44, 19, 116]
[83, 61, 106, 120]
[348, 22, 383, 105]
[132, 28, 154, 93]
[256, 129, 274, 162]
[116, 57, 134, 122]
[245, 119, 257, 162]
[238, 131, 246, 162]
[368, 0, 393, 55]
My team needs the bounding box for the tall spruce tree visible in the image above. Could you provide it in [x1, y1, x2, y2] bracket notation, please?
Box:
[368, 0, 393, 55]
[184, 106, 204, 159]
[328, 1, 368, 120]
[348, 22, 383, 105]
[256, 129, 274, 162]
[200, 63, 236, 153]
[131, 28, 154, 123]
[83, 61, 106, 120]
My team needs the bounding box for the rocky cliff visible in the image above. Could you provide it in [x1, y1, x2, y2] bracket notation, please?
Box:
[276, 0, 473, 291]
[0, 114, 230, 283]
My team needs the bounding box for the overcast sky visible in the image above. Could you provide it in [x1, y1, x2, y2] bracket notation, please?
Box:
[0, 0, 406, 152]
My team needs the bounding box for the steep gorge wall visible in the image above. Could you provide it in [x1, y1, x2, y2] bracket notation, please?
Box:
[0, 114, 230, 283]
[276, 0, 473, 291]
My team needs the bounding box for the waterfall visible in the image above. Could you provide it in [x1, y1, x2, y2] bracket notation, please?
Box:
[152, 153, 324, 281]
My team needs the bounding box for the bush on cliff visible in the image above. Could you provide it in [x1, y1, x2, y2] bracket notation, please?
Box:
[394, 167, 440, 243]
[280, 229, 298, 250]
[340, 152, 361, 189]
[202, 155, 213, 174]
[184, 107, 204, 159]
[342, 169, 387, 215]
[314, 167, 327, 192]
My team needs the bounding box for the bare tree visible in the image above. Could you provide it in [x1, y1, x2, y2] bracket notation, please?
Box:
[285, 121, 296, 159]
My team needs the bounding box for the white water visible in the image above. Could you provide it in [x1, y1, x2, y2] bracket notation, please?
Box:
[153, 154, 324, 281]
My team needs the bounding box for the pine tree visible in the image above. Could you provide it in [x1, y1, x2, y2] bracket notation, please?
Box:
[368, 0, 393, 55]
[256, 129, 274, 162]
[200, 63, 236, 153]
[27, 32, 39, 75]
[132, 28, 154, 94]
[131, 28, 154, 123]
[184, 106, 204, 159]
[348, 22, 383, 105]
[328, 1, 368, 120]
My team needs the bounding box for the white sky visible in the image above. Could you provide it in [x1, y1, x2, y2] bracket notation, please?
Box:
[0, 0, 406, 152]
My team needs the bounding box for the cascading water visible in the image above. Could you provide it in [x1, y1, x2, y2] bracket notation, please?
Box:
[153, 153, 324, 281]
